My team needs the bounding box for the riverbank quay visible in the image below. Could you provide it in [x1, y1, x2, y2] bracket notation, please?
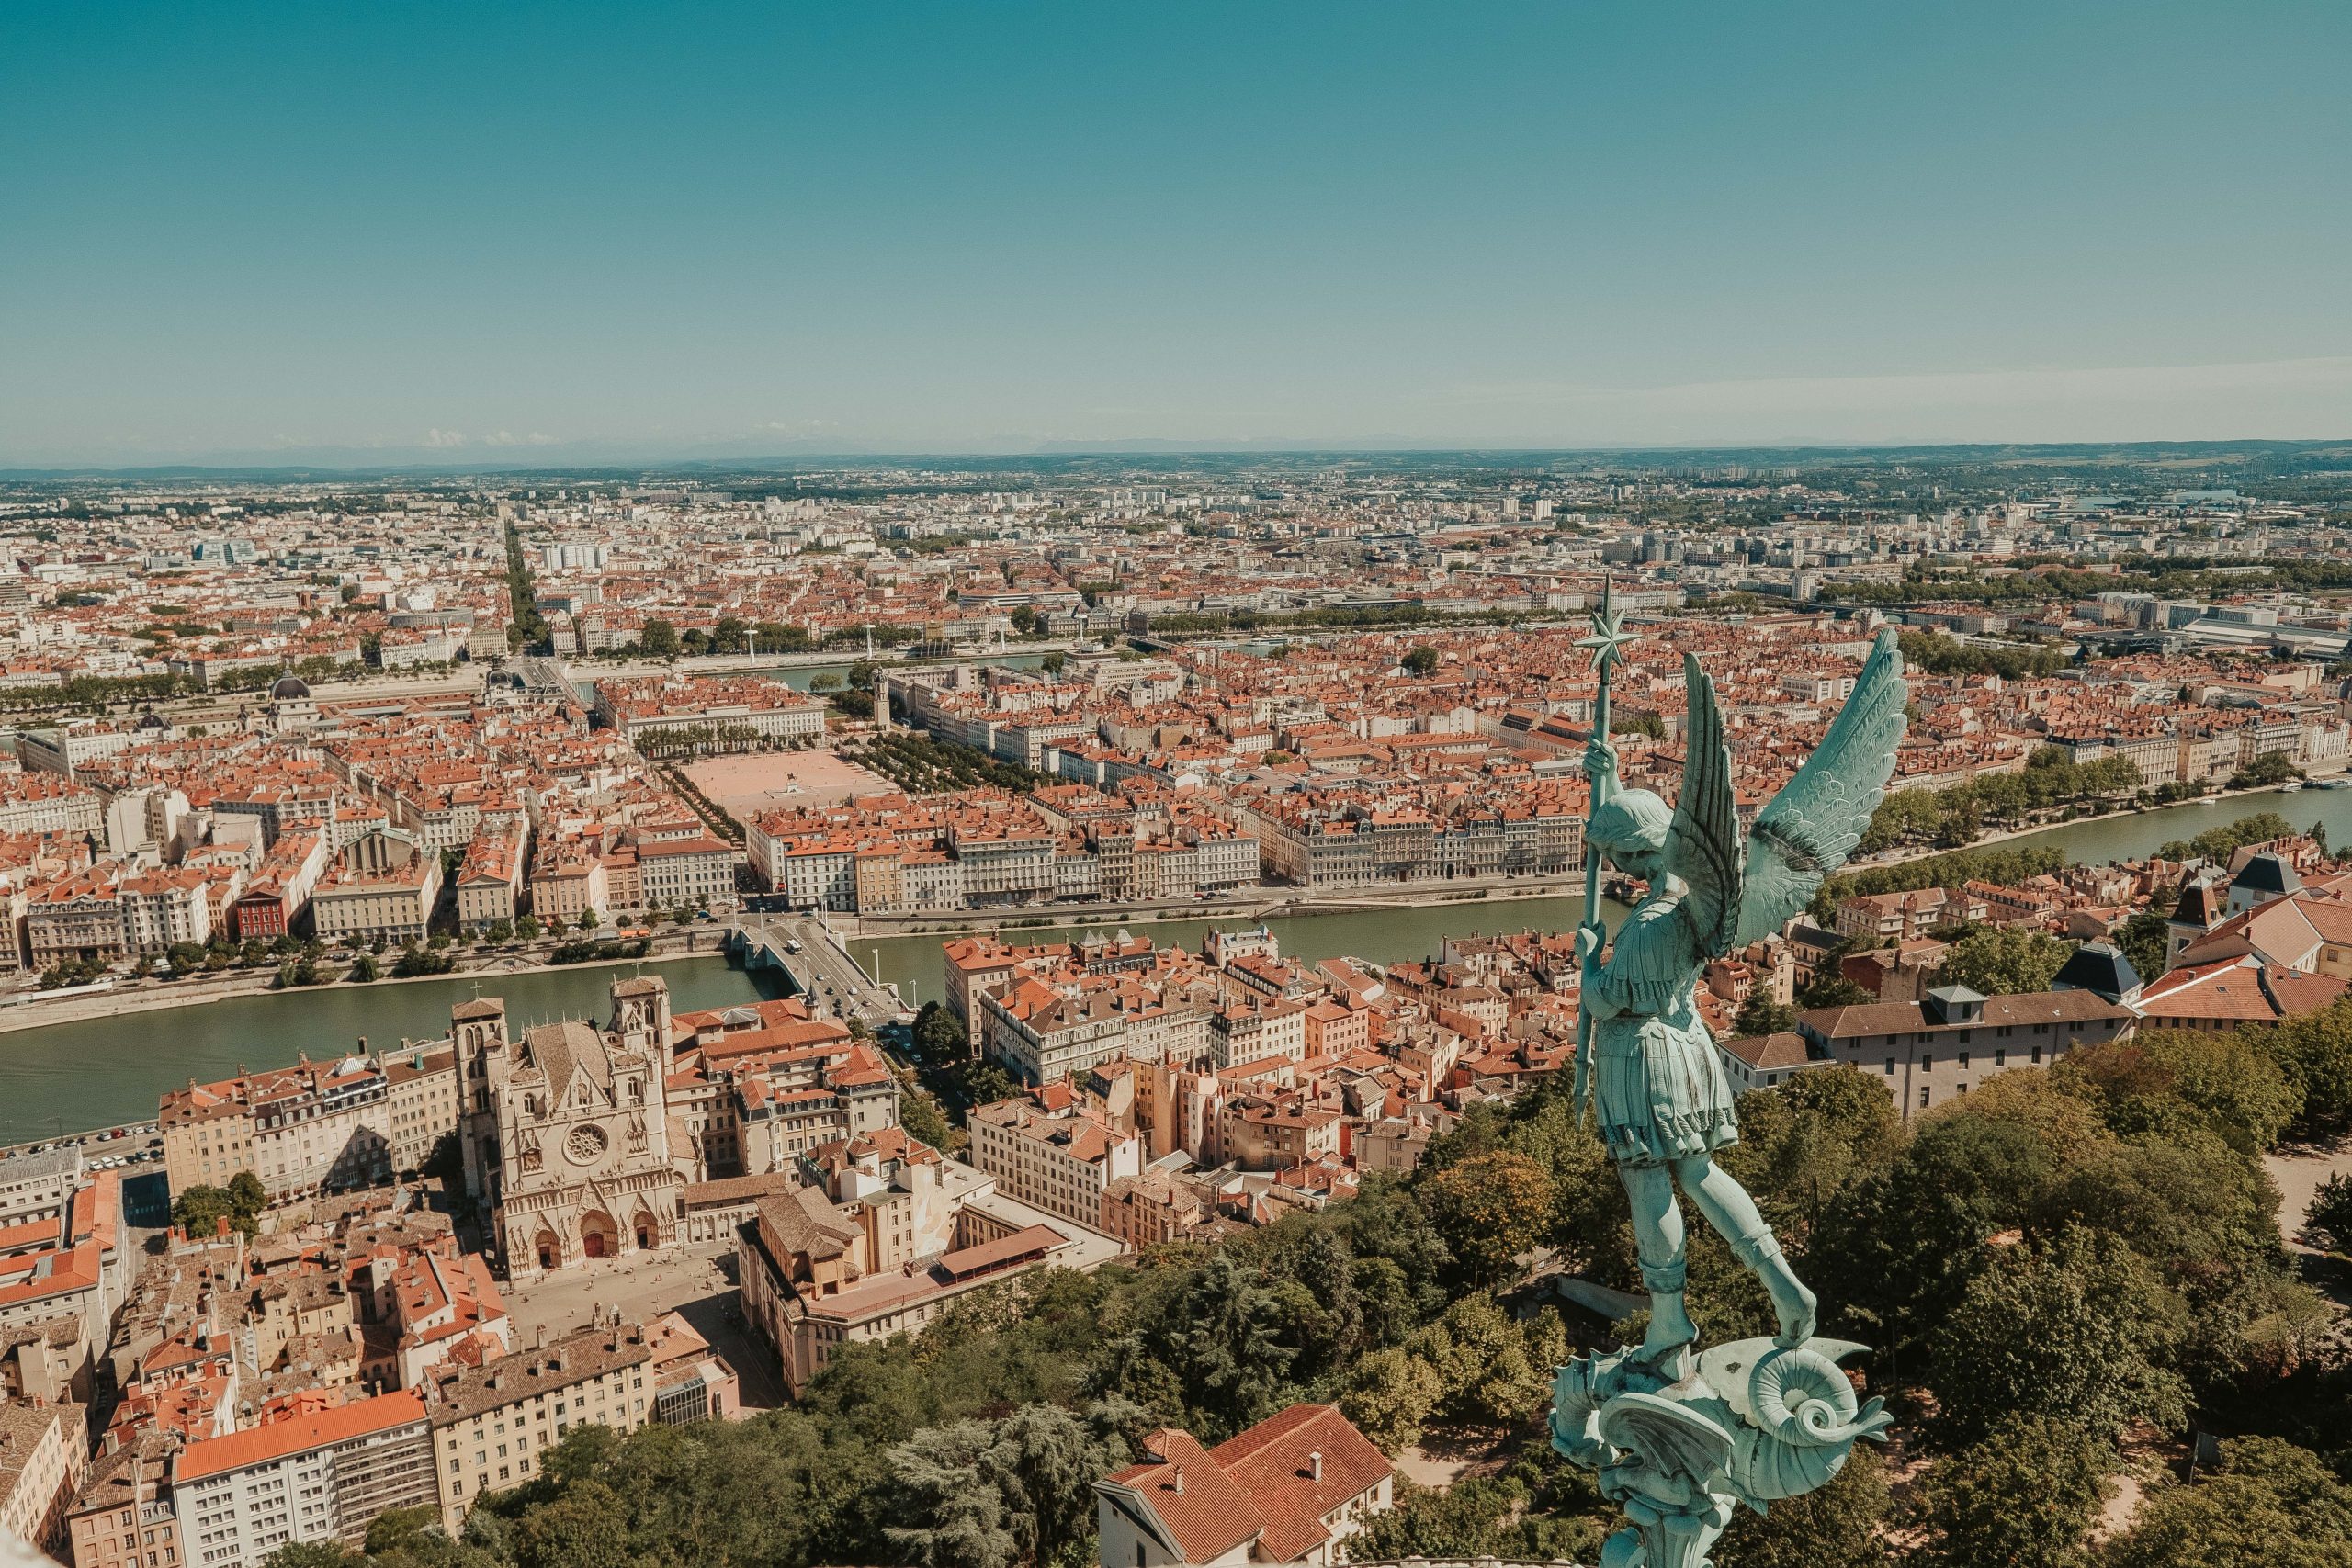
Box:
[841, 870, 1595, 940]
[0, 925, 726, 1035]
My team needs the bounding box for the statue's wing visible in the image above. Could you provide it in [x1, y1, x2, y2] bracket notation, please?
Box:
[1598, 1392, 1736, 1488]
[1666, 651, 1741, 958]
[1733, 628, 1909, 947]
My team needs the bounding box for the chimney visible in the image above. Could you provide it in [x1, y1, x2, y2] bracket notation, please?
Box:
[1170, 1468, 1183, 1495]
[535, 1324, 546, 1348]
[1309, 1450, 1323, 1483]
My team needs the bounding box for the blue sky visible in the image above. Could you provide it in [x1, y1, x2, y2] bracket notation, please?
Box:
[3, 1, 2348, 464]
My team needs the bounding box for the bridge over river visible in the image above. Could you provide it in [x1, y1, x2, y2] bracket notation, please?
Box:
[726, 915, 909, 1029]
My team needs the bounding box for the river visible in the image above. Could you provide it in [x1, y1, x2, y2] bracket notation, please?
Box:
[1983, 783, 2350, 867]
[0, 959, 788, 1148]
[4, 784, 2338, 1141]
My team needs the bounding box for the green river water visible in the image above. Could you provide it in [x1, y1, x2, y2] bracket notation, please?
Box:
[6, 784, 2346, 1140]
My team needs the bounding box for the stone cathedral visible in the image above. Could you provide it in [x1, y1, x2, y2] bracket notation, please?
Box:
[450, 975, 687, 1280]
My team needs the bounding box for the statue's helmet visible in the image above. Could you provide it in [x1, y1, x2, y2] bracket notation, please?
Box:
[1591, 789, 1672, 856]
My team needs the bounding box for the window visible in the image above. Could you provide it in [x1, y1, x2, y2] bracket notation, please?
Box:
[1921, 1055, 1933, 1072]
[1918, 1087, 1930, 1109]
[2031, 1045, 2042, 1064]
[1958, 1052, 1970, 1069]
[1994, 1049, 2007, 1067]
[1883, 1057, 1895, 1075]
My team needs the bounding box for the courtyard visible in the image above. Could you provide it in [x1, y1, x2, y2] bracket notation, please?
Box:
[682, 749, 896, 817]
[503, 1236, 789, 1412]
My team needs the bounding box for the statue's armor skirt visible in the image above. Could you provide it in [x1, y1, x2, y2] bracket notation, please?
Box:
[1594, 1014, 1739, 1167]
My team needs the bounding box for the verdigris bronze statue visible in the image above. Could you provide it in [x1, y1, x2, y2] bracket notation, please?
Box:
[1552, 608, 1907, 1568]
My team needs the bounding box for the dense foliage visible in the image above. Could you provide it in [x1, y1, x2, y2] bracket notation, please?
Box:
[1860, 747, 2143, 854]
[853, 732, 1049, 794]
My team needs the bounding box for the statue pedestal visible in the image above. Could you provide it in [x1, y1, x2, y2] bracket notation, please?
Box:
[1550, 1337, 1891, 1568]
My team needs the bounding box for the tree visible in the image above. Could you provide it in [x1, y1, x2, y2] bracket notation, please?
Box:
[2259, 1001, 2352, 1137]
[1798, 970, 1874, 1009]
[347, 953, 379, 983]
[517, 914, 542, 941]
[2104, 1435, 2352, 1568]
[639, 617, 680, 660]
[1330, 1350, 1438, 1461]
[1175, 1254, 1296, 1433]
[1420, 1150, 1555, 1285]
[1928, 1226, 2188, 1447]
[2115, 910, 2171, 986]
[1401, 646, 1439, 676]
[898, 1085, 957, 1152]
[174, 1172, 266, 1239]
[911, 1001, 967, 1058]
[362, 1506, 440, 1557]
[1734, 994, 1798, 1037]
[885, 1404, 1128, 1568]
[1908, 1416, 2111, 1568]
[2056, 1031, 2301, 1153]
[2305, 1171, 2352, 1253]
[259, 1544, 351, 1568]
[2228, 750, 2302, 789]
[512, 1478, 633, 1568]
[1935, 927, 2073, 996]
[1713, 1443, 1891, 1568]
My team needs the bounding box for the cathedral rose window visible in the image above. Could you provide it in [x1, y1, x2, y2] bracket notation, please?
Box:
[565, 1124, 609, 1164]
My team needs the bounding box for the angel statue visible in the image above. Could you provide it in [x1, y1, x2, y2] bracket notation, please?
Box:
[1574, 627, 1908, 1375]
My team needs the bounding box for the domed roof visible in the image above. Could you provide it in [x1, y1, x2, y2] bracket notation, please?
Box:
[269, 674, 311, 700]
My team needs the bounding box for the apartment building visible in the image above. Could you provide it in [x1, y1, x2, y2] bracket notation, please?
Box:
[453, 819, 526, 932]
[1796, 984, 2134, 1120]
[25, 876, 127, 971]
[736, 1134, 1118, 1396]
[1208, 994, 1308, 1072]
[979, 979, 1205, 1087]
[62, 1444, 180, 1568]
[170, 1393, 436, 1567]
[0, 1146, 84, 1228]
[634, 830, 738, 910]
[118, 870, 213, 955]
[967, 1097, 1142, 1233]
[591, 676, 825, 750]
[379, 1047, 460, 1179]
[421, 1322, 654, 1534]
[0, 1396, 87, 1551]
[163, 1050, 458, 1203]
[227, 829, 330, 942]
[0, 773, 105, 837]
[309, 830, 440, 945]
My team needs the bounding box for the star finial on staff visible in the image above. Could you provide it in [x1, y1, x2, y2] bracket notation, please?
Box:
[1576, 581, 1635, 677]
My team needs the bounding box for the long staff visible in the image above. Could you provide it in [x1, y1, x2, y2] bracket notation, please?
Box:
[1572, 581, 1633, 1118]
